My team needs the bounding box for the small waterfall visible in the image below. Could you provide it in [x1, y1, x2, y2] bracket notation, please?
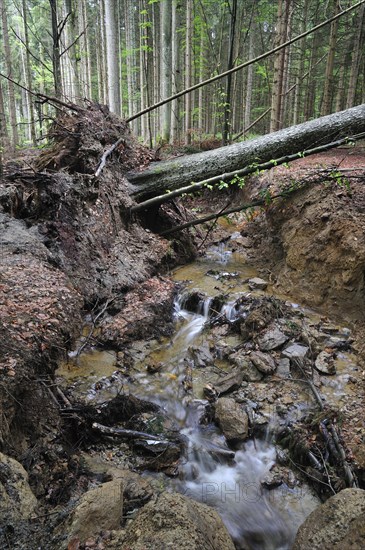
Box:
[174, 293, 212, 345]
[205, 242, 233, 264]
[221, 300, 239, 321]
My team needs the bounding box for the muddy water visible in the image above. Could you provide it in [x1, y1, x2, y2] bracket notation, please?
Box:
[56, 238, 357, 549]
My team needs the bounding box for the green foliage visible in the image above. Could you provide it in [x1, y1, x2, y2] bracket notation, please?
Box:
[204, 173, 245, 192]
[330, 170, 351, 191]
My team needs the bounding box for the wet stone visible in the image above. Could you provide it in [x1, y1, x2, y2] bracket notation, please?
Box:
[214, 397, 249, 442]
[321, 324, 351, 338]
[276, 358, 291, 378]
[282, 343, 309, 361]
[261, 468, 284, 489]
[248, 277, 268, 290]
[229, 350, 263, 381]
[206, 269, 239, 281]
[258, 326, 288, 351]
[314, 351, 336, 375]
[188, 343, 213, 368]
[132, 439, 181, 458]
[249, 351, 276, 374]
[323, 336, 351, 350]
[213, 369, 244, 395]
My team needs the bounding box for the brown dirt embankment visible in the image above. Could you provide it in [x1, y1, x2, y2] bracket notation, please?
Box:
[243, 149, 365, 321]
[0, 105, 193, 457]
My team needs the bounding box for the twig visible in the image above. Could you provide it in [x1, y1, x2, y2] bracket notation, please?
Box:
[329, 423, 358, 487]
[75, 298, 114, 360]
[95, 139, 127, 177]
[92, 422, 172, 442]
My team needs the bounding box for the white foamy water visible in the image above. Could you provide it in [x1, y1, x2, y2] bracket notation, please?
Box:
[174, 295, 212, 344]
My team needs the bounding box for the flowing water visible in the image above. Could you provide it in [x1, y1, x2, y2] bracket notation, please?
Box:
[58, 237, 357, 548]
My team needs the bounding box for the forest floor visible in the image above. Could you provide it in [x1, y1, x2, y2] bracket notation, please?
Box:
[0, 106, 364, 548]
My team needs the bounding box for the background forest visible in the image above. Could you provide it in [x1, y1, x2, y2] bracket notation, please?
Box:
[0, 0, 364, 154]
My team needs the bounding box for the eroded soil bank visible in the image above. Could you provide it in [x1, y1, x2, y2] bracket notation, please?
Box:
[1, 106, 365, 549]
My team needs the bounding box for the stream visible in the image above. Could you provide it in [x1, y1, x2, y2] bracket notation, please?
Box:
[57, 235, 358, 549]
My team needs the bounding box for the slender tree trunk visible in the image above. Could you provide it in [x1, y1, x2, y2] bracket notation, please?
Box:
[95, 10, 104, 103]
[139, 0, 149, 143]
[151, 1, 160, 142]
[304, 27, 321, 119]
[346, 3, 365, 108]
[292, 1, 307, 126]
[0, 0, 19, 149]
[270, 0, 291, 132]
[21, 0, 36, 144]
[0, 81, 9, 171]
[321, 0, 340, 115]
[222, 0, 237, 145]
[100, 0, 108, 104]
[49, 0, 63, 98]
[170, 0, 179, 143]
[80, 0, 92, 98]
[64, 0, 81, 101]
[104, 0, 121, 116]
[335, 64, 346, 112]
[125, 0, 138, 132]
[160, 0, 172, 143]
[198, 21, 205, 136]
[185, 0, 193, 144]
[244, 26, 255, 132]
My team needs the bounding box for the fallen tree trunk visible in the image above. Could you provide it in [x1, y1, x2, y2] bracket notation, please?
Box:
[131, 132, 365, 213]
[127, 104, 365, 202]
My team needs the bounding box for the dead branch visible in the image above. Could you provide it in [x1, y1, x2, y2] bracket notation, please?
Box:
[0, 72, 82, 112]
[95, 138, 128, 177]
[91, 422, 172, 442]
[75, 298, 114, 361]
[329, 423, 358, 487]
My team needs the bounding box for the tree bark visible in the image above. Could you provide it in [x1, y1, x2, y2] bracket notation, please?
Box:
[104, 0, 121, 116]
[321, 0, 340, 116]
[184, 0, 193, 144]
[222, 0, 238, 145]
[125, 0, 138, 134]
[0, 82, 8, 173]
[160, 0, 172, 143]
[0, 0, 19, 149]
[346, 3, 365, 108]
[49, 0, 63, 98]
[127, 104, 365, 201]
[21, 0, 36, 144]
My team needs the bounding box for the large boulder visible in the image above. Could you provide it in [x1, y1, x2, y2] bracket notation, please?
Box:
[120, 491, 235, 550]
[65, 480, 123, 544]
[293, 488, 365, 549]
[0, 452, 37, 522]
[214, 397, 249, 442]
